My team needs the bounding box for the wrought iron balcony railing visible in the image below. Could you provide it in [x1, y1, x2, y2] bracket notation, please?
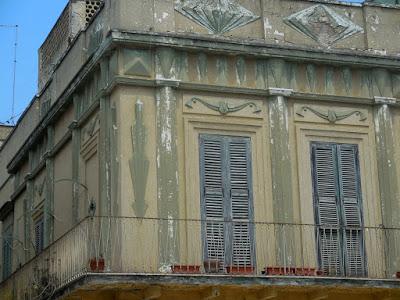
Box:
[0, 217, 399, 299]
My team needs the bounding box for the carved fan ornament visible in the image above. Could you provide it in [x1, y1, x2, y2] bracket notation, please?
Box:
[175, 0, 260, 34]
[284, 5, 363, 47]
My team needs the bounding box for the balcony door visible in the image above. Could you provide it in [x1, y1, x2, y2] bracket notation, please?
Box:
[199, 134, 254, 272]
[311, 142, 366, 277]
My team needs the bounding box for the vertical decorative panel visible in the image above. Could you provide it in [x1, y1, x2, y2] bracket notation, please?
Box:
[130, 100, 149, 218]
[374, 99, 400, 277]
[156, 47, 180, 271]
[268, 89, 295, 266]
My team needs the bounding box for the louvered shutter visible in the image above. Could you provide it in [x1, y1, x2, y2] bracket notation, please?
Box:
[337, 145, 365, 277]
[228, 137, 253, 268]
[200, 136, 226, 270]
[200, 135, 254, 272]
[35, 217, 44, 253]
[311, 143, 342, 276]
[2, 226, 12, 279]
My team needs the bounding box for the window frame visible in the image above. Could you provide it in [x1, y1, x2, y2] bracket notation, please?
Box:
[295, 124, 383, 277]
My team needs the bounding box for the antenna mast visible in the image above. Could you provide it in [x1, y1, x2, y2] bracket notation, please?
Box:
[0, 24, 18, 125]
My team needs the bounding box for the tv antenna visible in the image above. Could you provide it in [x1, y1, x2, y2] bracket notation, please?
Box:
[0, 24, 18, 125]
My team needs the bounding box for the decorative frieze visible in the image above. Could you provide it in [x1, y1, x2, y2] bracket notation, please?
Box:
[185, 97, 261, 115]
[296, 106, 367, 123]
[284, 4, 363, 47]
[175, 0, 260, 35]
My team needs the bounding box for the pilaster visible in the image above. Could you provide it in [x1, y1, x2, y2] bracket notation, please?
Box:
[44, 126, 55, 247]
[71, 95, 81, 224]
[25, 151, 34, 259]
[155, 47, 180, 271]
[373, 96, 400, 277]
[267, 88, 295, 266]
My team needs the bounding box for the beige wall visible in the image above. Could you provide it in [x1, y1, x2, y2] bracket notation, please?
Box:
[54, 140, 73, 239]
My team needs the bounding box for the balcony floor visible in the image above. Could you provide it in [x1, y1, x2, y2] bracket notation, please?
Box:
[57, 273, 400, 300]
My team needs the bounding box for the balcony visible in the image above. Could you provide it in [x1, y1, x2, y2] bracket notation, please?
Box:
[1, 217, 399, 299]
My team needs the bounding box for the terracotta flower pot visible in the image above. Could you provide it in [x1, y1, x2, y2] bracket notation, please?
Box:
[294, 268, 316, 276]
[265, 267, 290, 275]
[226, 266, 255, 275]
[172, 265, 201, 274]
[89, 258, 97, 272]
[98, 257, 105, 272]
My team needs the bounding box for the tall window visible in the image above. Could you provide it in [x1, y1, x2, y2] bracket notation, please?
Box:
[199, 134, 254, 272]
[2, 225, 13, 279]
[311, 142, 366, 277]
[34, 215, 44, 254]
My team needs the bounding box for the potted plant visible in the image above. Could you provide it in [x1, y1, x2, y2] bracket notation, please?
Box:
[97, 255, 105, 272]
[89, 258, 97, 272]
[226, 265, 255, 275]
[172, 265, 201, 274]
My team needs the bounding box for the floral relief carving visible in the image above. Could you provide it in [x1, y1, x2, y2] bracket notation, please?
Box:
[185, 97, 261, 115]
[296, 106, 367, 123]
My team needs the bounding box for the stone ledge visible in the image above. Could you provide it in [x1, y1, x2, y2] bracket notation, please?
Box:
[53, 273, 400, 299]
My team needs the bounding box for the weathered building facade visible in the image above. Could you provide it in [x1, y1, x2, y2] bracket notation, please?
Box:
[0, 126, 13, 148]
[0, 0, 400, 299]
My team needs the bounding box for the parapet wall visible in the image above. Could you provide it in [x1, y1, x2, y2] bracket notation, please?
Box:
[111, 0, 400, 55]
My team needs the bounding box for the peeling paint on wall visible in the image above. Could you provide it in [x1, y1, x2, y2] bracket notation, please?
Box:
[130, 100, 149, 218]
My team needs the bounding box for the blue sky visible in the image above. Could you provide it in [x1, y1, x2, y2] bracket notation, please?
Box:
[0, 0, 68, 125]
[0, 0, 365, 125]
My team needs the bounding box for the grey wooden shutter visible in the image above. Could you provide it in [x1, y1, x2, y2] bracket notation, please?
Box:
[35, 216, 44, 253]
[312, 142, 366, 277]
[312, 143, 342, 276]
[2, 226, 13, 279]
[228, 137, 253, 268]
[200, 135, 226, 269]
[337, 144, 365, 276]
[200, 135, 254, 271]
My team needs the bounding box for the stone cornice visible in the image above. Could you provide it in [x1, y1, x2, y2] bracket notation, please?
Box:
[111, 30, 400, 70]
[267, 88, 294, 97]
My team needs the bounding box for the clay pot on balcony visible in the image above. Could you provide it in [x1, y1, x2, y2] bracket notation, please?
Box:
[297, 268, 316, 276]
[226, 266, 255, 275]
[98, 256, 105, 272]
[396, 272, 400, 279]
[264, 267, 290, 275]
[89, 258, 97, 272]
[203, 260, 221, 273]
[172, 265, 201, 274]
